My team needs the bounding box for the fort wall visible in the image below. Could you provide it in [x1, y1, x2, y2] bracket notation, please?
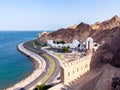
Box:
[61, 55, 92, 85]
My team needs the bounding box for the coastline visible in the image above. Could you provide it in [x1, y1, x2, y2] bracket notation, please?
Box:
[6, 43, 46, 90]
[30, 57, 39, 69]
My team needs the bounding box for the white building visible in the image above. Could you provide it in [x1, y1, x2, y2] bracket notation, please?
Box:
[72, 39, 79, 45]
[47, 39, 80, 49]
[71, 39, 80, 48]
[47, 40, 54, 46]
[85, 37, 93, 49]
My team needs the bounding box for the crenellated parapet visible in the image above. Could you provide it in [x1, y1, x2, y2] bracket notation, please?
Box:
[62, 55, 92, 68]
[61, 55, 92, 85]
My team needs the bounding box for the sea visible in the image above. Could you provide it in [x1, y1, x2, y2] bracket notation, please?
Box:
[0, 31, 42, 89]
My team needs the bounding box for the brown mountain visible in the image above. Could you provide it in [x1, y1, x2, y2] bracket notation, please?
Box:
[91, 15, 120, 42]
[38, 15, 120, 68]
[38, 15, 120, 43]
[91, 15, 120, 30]
[48, 22, 94, 43]
[38, 22, 94, 43]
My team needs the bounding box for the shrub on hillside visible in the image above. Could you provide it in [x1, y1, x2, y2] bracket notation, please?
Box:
[33, 84, 52, 90]
[62, 47, 69, 52]
[34, 40, 40, 46]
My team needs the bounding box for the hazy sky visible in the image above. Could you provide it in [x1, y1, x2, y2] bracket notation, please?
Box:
[0, 0, 120, 31]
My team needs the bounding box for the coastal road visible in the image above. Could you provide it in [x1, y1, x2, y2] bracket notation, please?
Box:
[19, 43, 60, 90]
[40, 49, 60, 84]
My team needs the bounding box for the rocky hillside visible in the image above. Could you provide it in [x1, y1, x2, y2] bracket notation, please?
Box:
[91, 15, 120, 42]
[91, 15, 120, 30]
[91, 26, 120, 68]
[38, 15, 120, 43]
[38, 15, 120, 68]
[39, 22, 93, 43]
[48, 22, 94, 43]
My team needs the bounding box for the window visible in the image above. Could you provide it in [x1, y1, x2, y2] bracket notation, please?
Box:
[68, 72, 70, 76]
[77, 68, 79, 72]
[85, 64, 88, 68]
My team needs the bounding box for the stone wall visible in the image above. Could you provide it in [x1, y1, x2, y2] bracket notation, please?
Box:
[61, 55, 92, 85]
[68, 70, 103, 90]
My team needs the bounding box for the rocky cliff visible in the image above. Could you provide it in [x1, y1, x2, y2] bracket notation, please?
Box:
[91, 27, 120, 68]
[91, 15, 120, 42]
[39, 22, 93, 43]
[91, 15, 120, 30]
[38, 15, 120, 43]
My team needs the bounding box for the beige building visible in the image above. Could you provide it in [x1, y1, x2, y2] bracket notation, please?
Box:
[60, 55, 92, 85]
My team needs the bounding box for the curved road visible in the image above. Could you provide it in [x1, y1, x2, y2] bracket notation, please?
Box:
[42, 53, 60, 84]
[19, 43, 60, 90]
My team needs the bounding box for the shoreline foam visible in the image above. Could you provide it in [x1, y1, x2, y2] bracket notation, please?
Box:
[6, 43, 46, 90]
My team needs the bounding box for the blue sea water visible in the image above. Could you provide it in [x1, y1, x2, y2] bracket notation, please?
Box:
[0, 31, 41, 89]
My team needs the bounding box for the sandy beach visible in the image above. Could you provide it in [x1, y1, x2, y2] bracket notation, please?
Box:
[5, 43, 46, 90]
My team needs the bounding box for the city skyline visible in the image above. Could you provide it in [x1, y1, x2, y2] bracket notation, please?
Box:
[0, 0, 120, 31]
